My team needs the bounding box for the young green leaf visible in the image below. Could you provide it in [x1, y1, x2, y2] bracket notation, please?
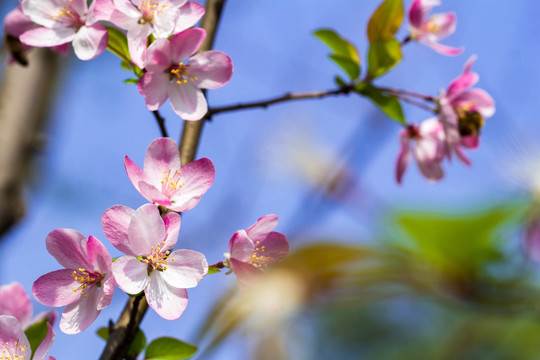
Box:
[313, 29, 361, 80]
[207, 266, 221, 275]
[355, 83, 405, 124]
[367, 39, 402, 79]
[329, 54, 360, 80]
[145, 337, 198, 360]
[25, 318, 49, 359]
[367, 0, 404, 42]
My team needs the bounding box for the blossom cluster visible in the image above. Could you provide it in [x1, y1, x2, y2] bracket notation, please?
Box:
[395, 0, 495, 183]
[4, 0, 233, 121]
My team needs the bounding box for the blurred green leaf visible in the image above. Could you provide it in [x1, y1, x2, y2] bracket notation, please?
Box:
[97, 327, 147, 358]
[367, 39, 402, 79]
[106, 27, 129, 60]
[124, 78, 139, 84]
[334, 75, 347, 88]
[367, 0, 404, 42]
[207, 266, 221, 275]
[314, 29, 361, 80]
[25, 318, 48, 359]
[145, 337, 197, 360]
[355, 83, 405, 124]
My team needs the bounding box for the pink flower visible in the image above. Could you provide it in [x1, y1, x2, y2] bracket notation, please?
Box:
[94, 0, 205, 67]
[395, 119, 446, 184]
[0, 282, 57, 330]
[19, 0, 108, 60]
[124, 137, 215, 212]
[102, 203, 207, 320]
[408, 0, 463, 55]
[32, 229, 114, 334]
[138, 28, 233, 121]
[0, 315, 55, 360]
[227, 214, 289, 288]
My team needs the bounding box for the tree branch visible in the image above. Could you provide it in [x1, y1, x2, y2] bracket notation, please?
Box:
[152, 110, 169, 137]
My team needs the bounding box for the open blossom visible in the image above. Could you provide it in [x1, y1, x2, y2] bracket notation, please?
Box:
[32, 229, 114, 334]
[124, 137, 215, 212]
[138, 28, 233, 120]
[395, 119, 446, 184]
[102, 203, 207, 320]
[0, 315, 55, 360]
[408, 0, 463, 55]
[95, 0, 205, 68]
[19, 0, 108, 60]
[0, 282, 57, 330]
[227, 215, 289, 288]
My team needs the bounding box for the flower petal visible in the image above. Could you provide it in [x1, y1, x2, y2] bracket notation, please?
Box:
[33, 269, 82, 307]
[395, 132, 411, 184]
[169, 157, 215, 212]
[86, 236, 112, 276]
[46, 229, 92, 269]
[170, 28, 206, 62]
[189, 50, 233, 89]
[422, 40, 463, 56]
[0, 315, 30, 356]
[20, 27, 75, 47]
[72, 23, 108, 60]
[145, 272, 188, 320]
[143, 137, 181, 186]
[452, 88, 495, 118]
[0, 282, 32, 327]
[174, 1, 205, 33]
[138, 181, 173, 206]
[59, 286, 101, 334]
[168, 82, 208, 121]
[126, 24, 151, 68]
[246, 214, 279, 244]
[124, 155, 148, 194]
[128, 204, 167, 255]
[138, 72, 170, 111]
[102, 205, 136, 256]
[161, 249, 207, 289]
[229, 230, 254, 262]
[162, 212, 181, 251]
[97, 275, 115, 310]
[4, 6, 35, 37]
[259, 231, 289, 265]
[111, 256, 149, 294]
[33, 322, 55, 360]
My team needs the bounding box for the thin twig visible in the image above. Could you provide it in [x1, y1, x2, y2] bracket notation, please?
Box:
[152, 110, 168, 137]
[399, 96, 436, 112]
[376, 86, 435, 102]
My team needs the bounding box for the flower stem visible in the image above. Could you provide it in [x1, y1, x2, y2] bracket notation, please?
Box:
[152, 110, 168, 137]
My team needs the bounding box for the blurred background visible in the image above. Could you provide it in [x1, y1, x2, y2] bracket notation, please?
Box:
[2, 1, 540, 359]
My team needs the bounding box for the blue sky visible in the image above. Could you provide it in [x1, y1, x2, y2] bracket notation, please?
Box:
[1, 1, 539, 359]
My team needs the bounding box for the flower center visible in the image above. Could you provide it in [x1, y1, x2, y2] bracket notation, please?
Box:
[0, 339, 28, 360]
[160, 169, 185, 198]
[50, 0, 82, 26]
[424, 17, 442, 34]
[406, 124, 421, 139]
[140, 240, 175, 272]
[248, 241, 272, 270]
[71, 268, 103, 298]
[137, 0, 168, 24]
[169, 62, 198, 85]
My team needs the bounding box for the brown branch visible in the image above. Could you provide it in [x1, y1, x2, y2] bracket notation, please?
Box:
[179, 0, 227, 166]
[152, 110, 169, 137]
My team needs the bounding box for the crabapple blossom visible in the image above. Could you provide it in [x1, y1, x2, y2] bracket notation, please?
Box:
[395, 119, 446, 184]
[227, 214, 289, 288]
[19, 0, 108, 60]
[0, 315, 55, 360]
[138, 28, 233, 120]
[32, 229, 114, 334]
[102, 203, 208, 320]
[124, 137, 215, 212]
[94, 0, 205, 67]
[408, 0, 463, 56]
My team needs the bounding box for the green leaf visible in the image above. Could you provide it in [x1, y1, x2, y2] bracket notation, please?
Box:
[334, 75, 347, 88]
[97, 327, 147, 358]
[145, 337, 198, 360]
[313, 28, 361, 80]
[367, 39, 402, 79]
[25, 319, 48, 359]
[355, 83, 405, 124]
[106, 27, 130, 60]
[207, 266, 221, 275]
[367, 0, 404, 42]
[124, 78, 139, 84]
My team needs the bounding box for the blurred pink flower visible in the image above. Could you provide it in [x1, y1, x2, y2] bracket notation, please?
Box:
[395, 119, 446, 184]
[0, 315, 55, 360]
[102, 203, 207, 320]
[32, 229, 114, 334]
[228, 214, 289, 288]
[19, 0, 107, 60]
[408, 0, 463, 55]
[124, 137, 215, 212]
[138, 28, 233, 120]
[95, 0, 204, 67]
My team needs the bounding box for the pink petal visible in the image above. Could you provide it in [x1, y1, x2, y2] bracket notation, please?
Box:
[425, 12, 456, 39]
[32, 269, 82, 307]
[4, 6, 35, 37]
[0, 282, 32, 327]
[151, 3, 183, 38]
[86, 235, 112, 274]
[72, 23, 108, 60]
[21, 0, 65, 28]
[145, 273, 188, 320]
[46, 229, 92, 270]
[422, 40, 463, 56]
[461, 135, 480, 149]
[415, 144, 444, 181]
[452, 88, 495, 118]
[189, 50, 233, 89]
[162, 212, 181, 251]
[97, 275, 115, 310]
[258, 231, 289, 265]
[229, 258, 260, 289]
[33, 323, 55, 360]
[143, 137, 181, 185]
[127, 24, 151, 68]
[408, 0, 429, 28]
[20, 27, 75, 47]
[170, 28, 206, 62]
[138, 181, 173, 206]
[246, 214, 279, 244]
[111, 256, 149, 294]
[144, 38, 172, 71]
[169, 157, 215, 212]
[124, 155, 148, 194]
[0, 315, 30, 356]
[453, 144, 472, 166]
[229, 230, 254, 262]
[138, 72, 170, 111]
[395, 133, 411, 184]
[127, 204, 167, 255]
[59, 287, 101, 334]
[101, 205, 137, 256]
[161, 249, 207, 289]
[168, 82, 208, 121]
[174, 1, 205, 33]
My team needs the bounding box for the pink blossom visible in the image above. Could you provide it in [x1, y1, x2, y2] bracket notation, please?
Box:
[32, 229, 114, 334]
[102, 203, 208, 320]
[227, 215, 289, 288]
[19, 0, 108, 60]
[408, 0, 463, 55]
[124, 137, 215, 212]
[395, 119, 446, 184]
[0, 315, 55, 360]
[138, 28, 233, 121]
[0, 282, 57, 330]
[94, 0, 205, 67]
